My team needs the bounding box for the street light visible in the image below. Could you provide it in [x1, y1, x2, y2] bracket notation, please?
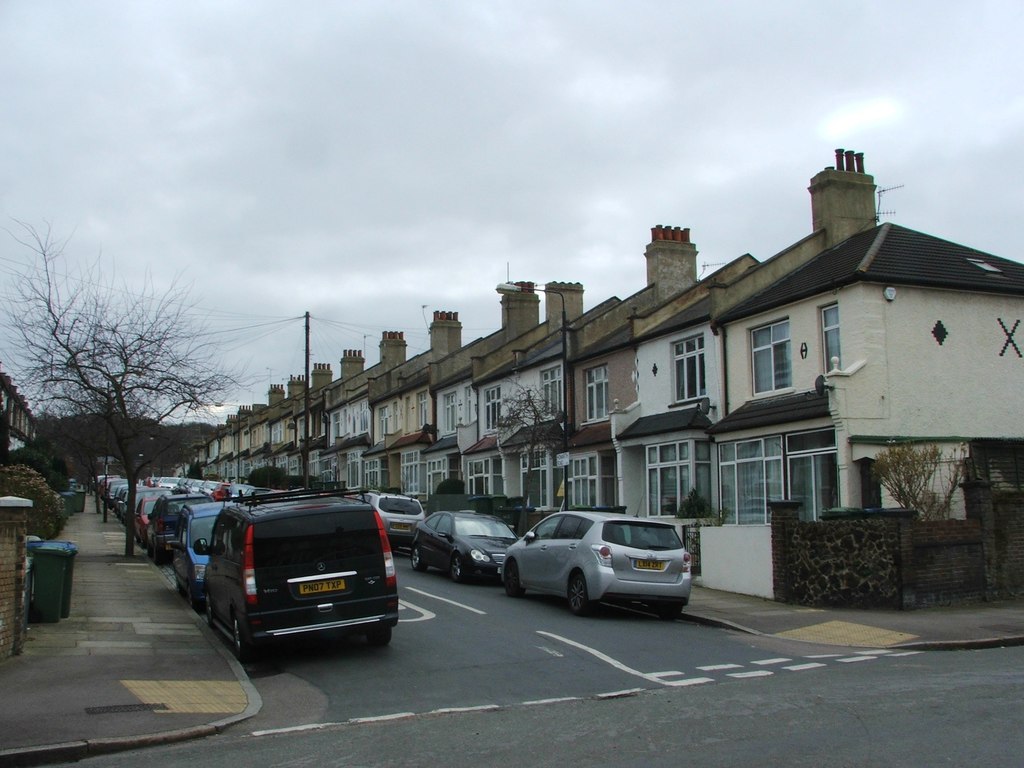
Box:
[496, 282, 571, 510]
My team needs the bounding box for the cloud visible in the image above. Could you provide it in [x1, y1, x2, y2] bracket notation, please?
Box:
[819, 98, 907, 142]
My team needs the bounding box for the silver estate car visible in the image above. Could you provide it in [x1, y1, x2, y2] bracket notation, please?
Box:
[502, 511, 692, 619]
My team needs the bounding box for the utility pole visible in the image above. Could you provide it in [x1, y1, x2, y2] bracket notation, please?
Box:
[302, 311, 311, 487]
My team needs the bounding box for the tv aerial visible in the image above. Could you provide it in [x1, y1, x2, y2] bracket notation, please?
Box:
[876, 184, 904, 222]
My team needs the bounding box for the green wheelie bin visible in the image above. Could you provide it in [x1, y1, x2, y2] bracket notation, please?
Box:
[27, 540, 79, 622]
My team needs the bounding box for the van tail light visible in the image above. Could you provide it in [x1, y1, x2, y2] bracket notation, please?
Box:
[243, 524, 258, 606]
[374, 511, 397, 588]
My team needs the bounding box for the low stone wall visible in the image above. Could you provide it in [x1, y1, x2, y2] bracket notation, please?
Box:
[786, 519, 901, 608]
[772, 508, 987, 610]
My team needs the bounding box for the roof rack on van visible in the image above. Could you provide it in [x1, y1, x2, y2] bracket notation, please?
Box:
[235, 488, 361, 507]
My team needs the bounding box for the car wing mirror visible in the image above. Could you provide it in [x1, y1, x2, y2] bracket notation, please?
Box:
[524, 531, 537, 544]
[194, 538, 209, 555]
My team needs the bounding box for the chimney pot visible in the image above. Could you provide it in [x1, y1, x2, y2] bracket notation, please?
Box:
[835, 148, 845, 171]
[844, 150, 856, 173]
[855, 152, 865, 174]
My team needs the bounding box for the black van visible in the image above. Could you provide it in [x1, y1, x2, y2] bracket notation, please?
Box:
[204, 490, 399, 661]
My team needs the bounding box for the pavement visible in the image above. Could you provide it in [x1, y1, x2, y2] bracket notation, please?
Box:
[3, 506, 1024, 768]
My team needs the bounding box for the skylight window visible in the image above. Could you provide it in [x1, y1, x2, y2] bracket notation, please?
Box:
[966, 257, 1002, 274]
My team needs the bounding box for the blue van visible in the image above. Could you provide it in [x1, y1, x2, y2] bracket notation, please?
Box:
[170, 501, 224, 611]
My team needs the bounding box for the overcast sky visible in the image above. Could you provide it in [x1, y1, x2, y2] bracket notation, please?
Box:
[2, 1, 1022, 419]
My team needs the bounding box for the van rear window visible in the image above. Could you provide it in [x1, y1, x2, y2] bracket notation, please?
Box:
[253, 510, 381, 568]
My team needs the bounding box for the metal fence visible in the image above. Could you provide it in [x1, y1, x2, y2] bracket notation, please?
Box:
[681, 524, 701, 576]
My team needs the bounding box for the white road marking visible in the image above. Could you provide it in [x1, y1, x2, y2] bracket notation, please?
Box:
[430, 705, 501, 714]
[404, 587, 487, 615]
[751, 658, 791, 665]
[784, 662, 827, 671]
[537, 631, 721, 689]
[523, 697, 580, 706]
[662, 677, 715, 687]
[888, 651, 923, 657]
[252, 722, 342, 736]
[727, 670, 774, 679]
[837, 656, 875, 663]
[348, 712, 417, 724]
[538, 646, 565, 657]
[697, 663, 743, 671]
[397, 600, 436, 622]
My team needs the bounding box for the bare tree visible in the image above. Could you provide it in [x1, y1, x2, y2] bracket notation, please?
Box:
[4, 222, 237, 555]
[497, 382, 565, 508]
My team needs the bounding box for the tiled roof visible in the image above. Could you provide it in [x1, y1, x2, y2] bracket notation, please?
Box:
[390, 431, 433, 450]
[423, 434, 458, 454]
[570, 421, 612, 448]
[618, 406, 712, 439]
[719, 224, 1024, 322]
[707, 391, 830, 435]
[463, 434, 498, 454]
[338, 433, 371, 450]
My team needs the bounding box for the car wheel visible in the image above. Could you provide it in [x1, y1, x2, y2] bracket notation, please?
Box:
[411, 545, 428, 572]
[656, 603, 683, 621]
[567, 571, 595, 616]
[232, 613, 255, 663]
[365, 624, 392, 647]
[503, 559, 525, 597]
[450, 554, 466, 583]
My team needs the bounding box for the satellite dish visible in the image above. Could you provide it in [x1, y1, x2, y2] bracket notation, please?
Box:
[697, 397, 711, 415]
[814, 375, 828, 396]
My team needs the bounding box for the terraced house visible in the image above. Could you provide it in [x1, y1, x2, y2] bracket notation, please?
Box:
[199, 150, 1024, 598]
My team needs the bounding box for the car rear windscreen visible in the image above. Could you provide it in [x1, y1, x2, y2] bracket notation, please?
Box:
[601, 521, 682, 551]
[377, 497, 422, 515]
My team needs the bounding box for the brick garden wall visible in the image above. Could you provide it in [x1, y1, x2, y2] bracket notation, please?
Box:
[902, 519, 985, 608]
[0, 504, 29, 659]
[989, 490, 1024, 596]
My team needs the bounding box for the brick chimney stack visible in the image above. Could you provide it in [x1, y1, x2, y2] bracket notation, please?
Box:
[268, 384, 285, 405]
[543, 282, 584, 328]
[809, 148, 877, 248]
[339, 350, 364, 381]
[645, 225, 698, 301]
[379, 331, 407, 370]
[429, 310, 463, 359]
[311, 362, 333, 391]
[499, 281, 540, 340]
[287, 375, 306, 400]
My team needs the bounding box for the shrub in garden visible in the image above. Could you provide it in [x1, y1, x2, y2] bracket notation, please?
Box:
[0, 464, 65, 539]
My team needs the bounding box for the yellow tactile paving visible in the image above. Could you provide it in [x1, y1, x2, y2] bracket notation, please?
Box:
[776, 620, 919, 647]
[121, 680, 247, 714]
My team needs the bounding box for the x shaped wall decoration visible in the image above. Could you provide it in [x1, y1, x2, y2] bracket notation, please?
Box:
[999, 318, 1022, 358]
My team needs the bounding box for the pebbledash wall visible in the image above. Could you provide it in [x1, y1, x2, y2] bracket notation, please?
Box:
[0, 497, 30, 659]
[769, 482, 1024, 609]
